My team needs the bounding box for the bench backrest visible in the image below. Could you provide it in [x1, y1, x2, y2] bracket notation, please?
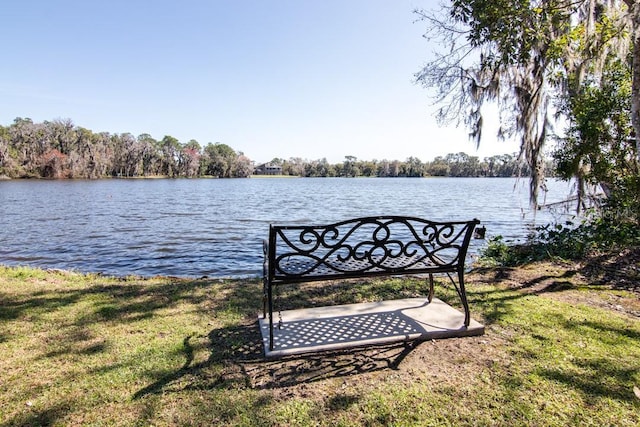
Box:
[266, 216, 480, 284]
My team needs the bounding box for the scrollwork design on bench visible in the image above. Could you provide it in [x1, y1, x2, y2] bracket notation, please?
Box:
[272, 217, 472, 278]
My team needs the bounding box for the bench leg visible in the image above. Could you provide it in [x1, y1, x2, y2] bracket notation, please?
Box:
[262, 295, 267, 319]
[262, 277, 267, 319]
[428, 274, 434, 303]
[268, 281, 274, 351]
[458, 270, 470, 327]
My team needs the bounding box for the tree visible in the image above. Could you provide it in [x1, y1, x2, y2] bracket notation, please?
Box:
[389, 160, 402, 177]
[445, 152, 471, 177]
[180, 139, 201, 178]
[282, 157, 305, 176]
[0, 124, 11, 176]
[40, 149, 68, 178]
[342, 155, 359, 177]
[158, 135, 181, 177]
[45, 118, 75, 156]
[8, 117, 45, 177]
[426, 156, 449, 176]
[304, 158, 335, 177]
[625, 0, 640, 160]
[360, 160, 378, 177]
[91, 132, 114, 178]
[137, 133, 160, 176]
[110, 133, 143, 177]
[483, 153, 519, 177]
[202, 142, 236, 177]
[269, 158, 284, 167]
[415, 0, 639, 203]
[555, 57, 638, 210]
[405, 157, 424, 177]
[232, 153, 253, 178]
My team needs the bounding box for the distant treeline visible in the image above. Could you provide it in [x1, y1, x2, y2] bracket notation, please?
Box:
[266, 152, 545, 178]
[0, 118, 549, 179]
[0, 118, 253, 179]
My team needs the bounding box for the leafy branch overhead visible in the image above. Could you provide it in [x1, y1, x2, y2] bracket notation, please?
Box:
[415, 0, 640, 205]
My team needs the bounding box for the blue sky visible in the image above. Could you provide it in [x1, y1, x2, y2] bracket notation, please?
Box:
[1, 0, 518, 164]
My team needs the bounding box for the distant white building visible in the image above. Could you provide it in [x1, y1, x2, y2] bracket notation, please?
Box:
[253, 162, 282, 175]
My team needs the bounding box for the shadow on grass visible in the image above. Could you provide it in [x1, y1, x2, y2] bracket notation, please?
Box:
[0, 277, 220, 324]
[133, 320, 421, 398]
[470, 265, 580, 294]
[461, 270, 531, 326]
[467, 287, 529, 325]
[1, 275, 261, 361]
[555, 317, 640, 404]
[3, 399, 75, 427]
[537, 357, 640, 403]
[245, 340, 421, 390]
[466, 265, 601, 325]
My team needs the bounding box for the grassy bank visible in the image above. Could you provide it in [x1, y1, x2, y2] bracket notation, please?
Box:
[0, 264, 638, 426]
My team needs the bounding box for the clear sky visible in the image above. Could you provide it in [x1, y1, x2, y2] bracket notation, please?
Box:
[1, 0, 519, 164]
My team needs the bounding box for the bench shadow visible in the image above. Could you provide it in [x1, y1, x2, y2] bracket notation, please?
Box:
[133, 321, 421, 398]
[217, 321, 424, 390]
[130, 276, 477, 398]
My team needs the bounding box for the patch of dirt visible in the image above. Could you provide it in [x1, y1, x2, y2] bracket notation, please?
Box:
[579, 247, 640, 293]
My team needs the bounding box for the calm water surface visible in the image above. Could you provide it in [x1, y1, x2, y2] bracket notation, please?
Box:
[0, 177, 575, 277]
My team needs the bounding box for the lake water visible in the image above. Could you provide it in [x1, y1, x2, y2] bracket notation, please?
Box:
[0, 177, 576, 278]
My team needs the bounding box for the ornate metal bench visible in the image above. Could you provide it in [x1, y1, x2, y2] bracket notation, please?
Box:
[262, 216, 480, 352]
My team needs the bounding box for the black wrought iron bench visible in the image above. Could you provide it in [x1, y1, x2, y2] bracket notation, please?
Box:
[262, 216, 480, 352]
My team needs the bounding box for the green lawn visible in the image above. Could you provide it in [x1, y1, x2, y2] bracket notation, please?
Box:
[0, 265, 638, 426]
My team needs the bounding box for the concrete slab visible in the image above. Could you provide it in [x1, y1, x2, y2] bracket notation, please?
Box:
[259, 298, 484, 359]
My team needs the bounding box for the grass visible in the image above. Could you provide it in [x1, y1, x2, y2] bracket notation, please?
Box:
[0, 265, 638, 426]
